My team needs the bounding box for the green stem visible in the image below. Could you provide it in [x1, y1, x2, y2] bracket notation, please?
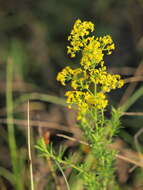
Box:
[6, 58, 23, 190]
[101, 109, 104, 127]
[55, 160, 70, 190]
[120, 86, 143, 112]
[94, 84, 97, 123]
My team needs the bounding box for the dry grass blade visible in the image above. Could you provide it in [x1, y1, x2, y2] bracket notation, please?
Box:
[27, 101, 34, 190]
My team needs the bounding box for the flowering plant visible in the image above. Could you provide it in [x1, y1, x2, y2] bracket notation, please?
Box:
[37, 19, 124, 190]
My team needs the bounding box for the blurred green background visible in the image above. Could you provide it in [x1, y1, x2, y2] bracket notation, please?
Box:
[0, 0, 143, 189]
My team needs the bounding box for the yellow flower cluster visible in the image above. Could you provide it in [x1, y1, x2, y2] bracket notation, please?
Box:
[65, 91, 108, 119]
[90, 63, 124, 92]
[67, 19, 94, 58]
[57, 66, 74, 85]
[67, 19, 115, 70]
[80, 38, 104, 69]
[57, 19, 124, 119]
[98, 35, 115, 55]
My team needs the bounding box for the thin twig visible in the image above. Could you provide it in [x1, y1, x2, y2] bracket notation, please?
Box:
[27, 101, 34, 190]
[57, 134, 88, 146]
[122, 112, 143, 116]
[0, 118, 71, 132]
[116, 154, 143, 168]
[124, 76, 143, 83]
[119, 63, 143, 106]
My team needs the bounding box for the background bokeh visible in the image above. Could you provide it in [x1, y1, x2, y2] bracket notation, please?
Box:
[0, 0, 143, 189]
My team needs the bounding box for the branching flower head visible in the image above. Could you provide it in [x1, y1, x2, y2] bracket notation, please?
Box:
[57, 19, 124, 120]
